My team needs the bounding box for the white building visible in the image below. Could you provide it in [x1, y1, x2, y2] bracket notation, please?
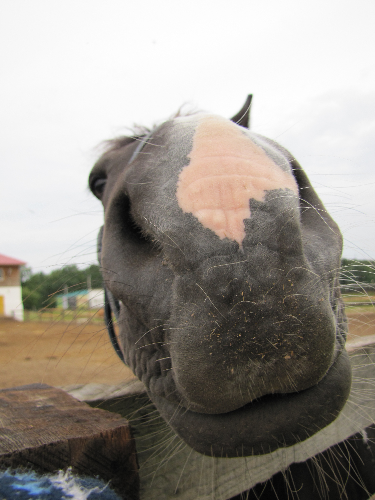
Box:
[87, 289, 105, 309]
[0, 253, 26, 321]
[57, 289, 104, 310]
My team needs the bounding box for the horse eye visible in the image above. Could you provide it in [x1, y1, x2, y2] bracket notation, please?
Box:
[92, 178, 107, 199]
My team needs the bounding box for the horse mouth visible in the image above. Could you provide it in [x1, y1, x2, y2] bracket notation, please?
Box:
[149, 348, 352, 458]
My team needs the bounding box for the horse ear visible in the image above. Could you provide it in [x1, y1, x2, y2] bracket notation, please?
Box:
[230, 95, 252, 129]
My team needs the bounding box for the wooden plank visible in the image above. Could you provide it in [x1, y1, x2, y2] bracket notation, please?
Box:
[0, 383, 139, 500]
[66, 342, 375, 500]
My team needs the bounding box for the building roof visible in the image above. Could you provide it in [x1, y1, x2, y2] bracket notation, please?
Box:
[56, 289, 104, 299]
[56, 290, 89, 299]
[0, 253, 26, 266]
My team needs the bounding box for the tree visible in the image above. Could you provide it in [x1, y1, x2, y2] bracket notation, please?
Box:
[340, 259, 375, 290]
[22, 264, 103, 310]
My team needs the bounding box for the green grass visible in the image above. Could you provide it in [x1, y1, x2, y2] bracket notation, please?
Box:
[23, 308, 104, 324]
[344, 304, 375, 314]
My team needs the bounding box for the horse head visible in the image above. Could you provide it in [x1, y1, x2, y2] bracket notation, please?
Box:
[89, 96, 351, 457]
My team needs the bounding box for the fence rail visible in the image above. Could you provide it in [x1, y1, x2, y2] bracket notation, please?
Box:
[344, 302, 375, 306]
[23, 308, 104, 324]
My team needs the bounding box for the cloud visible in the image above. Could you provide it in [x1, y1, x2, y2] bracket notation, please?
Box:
[273, 89, 375, 258]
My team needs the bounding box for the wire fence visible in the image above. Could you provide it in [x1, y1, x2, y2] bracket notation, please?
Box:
[23, 307, 104, 324]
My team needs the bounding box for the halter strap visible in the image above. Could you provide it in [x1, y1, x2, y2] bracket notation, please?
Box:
[97, 226, 124, 363]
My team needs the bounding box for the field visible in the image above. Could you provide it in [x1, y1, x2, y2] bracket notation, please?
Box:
[0, 308, 374, 390]
[0, 317, 134, 389]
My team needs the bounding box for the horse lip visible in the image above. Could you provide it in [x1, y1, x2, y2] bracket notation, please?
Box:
[148, 348, 352, 457]
[178, 347, 341, 415]
[168, 323, 337, 414]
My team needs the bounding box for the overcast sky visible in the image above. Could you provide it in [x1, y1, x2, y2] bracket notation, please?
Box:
[1, 0, 375, 273]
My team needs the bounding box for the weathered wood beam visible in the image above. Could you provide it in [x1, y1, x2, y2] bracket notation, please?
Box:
[0, 383, 139, 500]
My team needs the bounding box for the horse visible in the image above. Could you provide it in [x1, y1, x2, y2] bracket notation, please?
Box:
[89, 96, 375, 499]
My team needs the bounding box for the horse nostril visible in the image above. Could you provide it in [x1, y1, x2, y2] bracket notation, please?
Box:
[114, 193, 151, 245]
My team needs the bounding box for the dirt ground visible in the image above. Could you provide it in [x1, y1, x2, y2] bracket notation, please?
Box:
[0, 310, 374, 390]
[0, 318, 135, 389]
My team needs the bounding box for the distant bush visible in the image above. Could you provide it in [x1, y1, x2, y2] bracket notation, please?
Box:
[340, 259, 375, 291]
[22, 264, 102, 310]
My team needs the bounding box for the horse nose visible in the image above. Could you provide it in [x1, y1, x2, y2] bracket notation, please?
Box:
[167, 259, 337, 414]
[175, 114, 298, 251]
[134, 114, 302, 276]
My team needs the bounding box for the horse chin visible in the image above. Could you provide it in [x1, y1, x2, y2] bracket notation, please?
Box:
[148, 348, 352, 458]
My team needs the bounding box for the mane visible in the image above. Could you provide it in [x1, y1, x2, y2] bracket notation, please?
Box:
[102, 126, 151, 155]
[101, 106, 199, 155]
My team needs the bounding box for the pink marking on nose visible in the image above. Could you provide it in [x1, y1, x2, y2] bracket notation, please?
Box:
[176, 115, 298, 247]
